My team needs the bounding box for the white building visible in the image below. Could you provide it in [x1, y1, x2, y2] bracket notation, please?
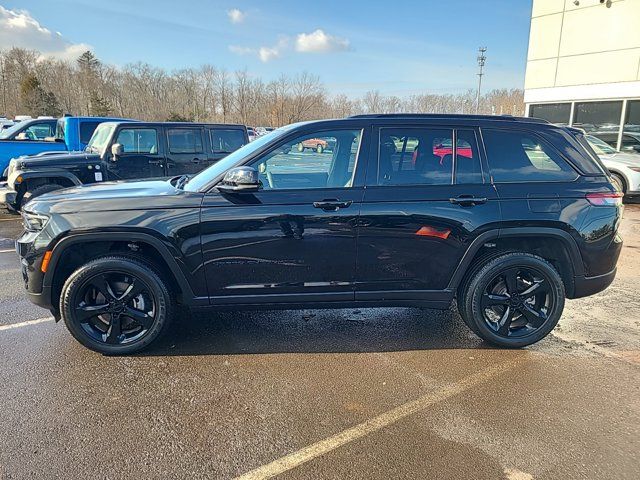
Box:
[524, 0, 640, 151]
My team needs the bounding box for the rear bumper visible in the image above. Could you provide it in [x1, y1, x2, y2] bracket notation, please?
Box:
[571, 268, 617, 299]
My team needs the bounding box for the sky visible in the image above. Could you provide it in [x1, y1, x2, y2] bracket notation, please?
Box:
[0, 0, 533, 96]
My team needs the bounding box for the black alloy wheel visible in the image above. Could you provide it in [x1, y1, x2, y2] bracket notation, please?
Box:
[61, 256, 173, 354]
[463, 253, 565, 348]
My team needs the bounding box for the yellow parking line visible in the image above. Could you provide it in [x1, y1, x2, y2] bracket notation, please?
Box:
[0, 317, 53, 331]
[234, 360, 520, 480]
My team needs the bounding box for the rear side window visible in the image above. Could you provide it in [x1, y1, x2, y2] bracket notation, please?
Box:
[378, 128, 453, 185]
[209, 129, 246, 153]
[483, 129, 577, 182]
[455, 130, 482, 184]
[79, 121, 100, 144]
[168, 128, 203, 154]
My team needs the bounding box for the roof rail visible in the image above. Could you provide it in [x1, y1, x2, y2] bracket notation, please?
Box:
[347, 113, 549, 124]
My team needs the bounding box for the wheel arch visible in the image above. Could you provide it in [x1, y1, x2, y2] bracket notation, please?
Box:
[44, 232, 206, 313]
[448, 227, 584, 297]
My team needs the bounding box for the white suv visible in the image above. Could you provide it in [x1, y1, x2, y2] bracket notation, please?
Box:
[587, 134, 640, 198]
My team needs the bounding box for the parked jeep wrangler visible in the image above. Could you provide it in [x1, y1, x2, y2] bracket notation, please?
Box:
[16, 114, 622, 354]
[1, 121, 248, 210]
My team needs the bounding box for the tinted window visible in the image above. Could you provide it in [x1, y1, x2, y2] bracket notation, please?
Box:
[168, 129, 203, 154]
[529, 103, 571, 125]
[250, 129, 361, 190]
[483, 129, 577, 182]
[79, 121, 101, 144]
[455, 130, 482, 184]
[116, 128, 158, 154]
[624, 100, 640, 134]
[573, 101, 622, 139]
[378, 128, 453, 185]
[209, 129, 246, 153]
[621, 134, 640, 148]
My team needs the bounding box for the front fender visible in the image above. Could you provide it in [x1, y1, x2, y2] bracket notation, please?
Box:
[8, 169, 82, 191]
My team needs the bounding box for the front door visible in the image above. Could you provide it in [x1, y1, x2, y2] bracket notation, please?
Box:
[200, 126, 369, 304]
[356, 124, 501, 301]
[165, 127, 207, 175]
[107, 127, 164, 180]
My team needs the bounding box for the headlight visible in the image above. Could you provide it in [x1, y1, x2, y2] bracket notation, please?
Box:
[21, 211, 50, 232]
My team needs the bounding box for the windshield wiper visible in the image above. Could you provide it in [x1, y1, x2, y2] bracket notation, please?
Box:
[175, 174, 191, 190]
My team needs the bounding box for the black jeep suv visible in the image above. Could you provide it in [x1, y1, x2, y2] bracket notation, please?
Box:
[2, 121, 248, 211]
[16, 114, 622, 354]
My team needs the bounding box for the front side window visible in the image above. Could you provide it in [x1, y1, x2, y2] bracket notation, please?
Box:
[209, 129, 246, 153]
[378, 128, 454, 185]
[250, 129, 361, 190]
[168, 128, 203, 154]
[23, 122, 54, 140]
[115, 128, 158, 154]
[483, 129, 577, 182]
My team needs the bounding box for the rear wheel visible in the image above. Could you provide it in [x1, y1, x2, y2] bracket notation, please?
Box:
[460, 252, 565, 348]
[60, 256, 174, 355]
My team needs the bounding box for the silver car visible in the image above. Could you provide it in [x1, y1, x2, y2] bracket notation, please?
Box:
[587, 134, 640, 198]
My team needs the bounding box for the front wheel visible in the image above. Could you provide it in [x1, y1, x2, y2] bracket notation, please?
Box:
[60, 256, 174, 354]
[460, 253, 565, 348]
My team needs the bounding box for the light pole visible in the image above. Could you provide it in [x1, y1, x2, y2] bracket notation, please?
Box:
[476, 47, 487, 114]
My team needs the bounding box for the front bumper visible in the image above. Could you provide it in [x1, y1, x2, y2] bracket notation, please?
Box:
[16, 230, 54, 311]
[0, 182, 17, 210]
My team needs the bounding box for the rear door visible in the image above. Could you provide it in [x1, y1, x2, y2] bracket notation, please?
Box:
[165, 127, 207, 175]
[107, 126, 164, 180]
[355, 123, 501, 301]
[206, 127, 248, 165]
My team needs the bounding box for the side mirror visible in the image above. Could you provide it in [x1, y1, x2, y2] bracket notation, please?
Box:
[111, 143, 123, 161]
[218, 166, 261, 193]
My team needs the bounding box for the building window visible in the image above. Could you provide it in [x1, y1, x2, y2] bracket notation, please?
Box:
[573, 101, 623, 145]
[529, 103, 571, 125]
[622, 100, 640, 153]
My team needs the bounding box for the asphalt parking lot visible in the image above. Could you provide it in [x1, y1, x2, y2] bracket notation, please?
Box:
[1, 206, 639, 479]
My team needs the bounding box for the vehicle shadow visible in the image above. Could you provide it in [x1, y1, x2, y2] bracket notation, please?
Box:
[138, 306, 493, 357]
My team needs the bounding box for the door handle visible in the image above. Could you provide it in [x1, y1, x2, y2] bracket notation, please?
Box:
[148, 159, 162, 165]
[192, 158, 201, 164]
[449, 195, 487, 206]
[313, 199, 353, 211]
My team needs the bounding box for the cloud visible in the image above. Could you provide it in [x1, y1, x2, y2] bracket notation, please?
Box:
[295, 29, 349, 53]
[227, 8, 246, 24]
[0, 6, 92, 61]
[230, 37, 289, 63]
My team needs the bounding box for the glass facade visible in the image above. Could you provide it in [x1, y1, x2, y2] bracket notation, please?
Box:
[528, 99, 640, 151]
[529, 103, 571, 125]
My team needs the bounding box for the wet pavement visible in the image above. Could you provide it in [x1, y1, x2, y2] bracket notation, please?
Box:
[0, 206, 639, 479]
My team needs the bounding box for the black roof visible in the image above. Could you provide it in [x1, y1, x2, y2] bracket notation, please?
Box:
[349, 113, 549, 124]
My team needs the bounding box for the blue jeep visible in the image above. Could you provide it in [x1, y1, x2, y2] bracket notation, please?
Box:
[0, 116, 133, 177]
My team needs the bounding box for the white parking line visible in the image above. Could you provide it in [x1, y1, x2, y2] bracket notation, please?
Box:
[234, 360, 520, 480]
[0, 248, 15, 253]
[0, 317, 53, 331]
[0, 217, 20, 222]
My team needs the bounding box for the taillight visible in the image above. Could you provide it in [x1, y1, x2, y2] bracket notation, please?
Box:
[586, 192, 623, 206]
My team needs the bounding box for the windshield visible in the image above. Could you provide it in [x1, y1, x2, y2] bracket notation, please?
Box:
[184, 124, 299, 192]
[86, 123, 115, 153]
[586, 135, 617, 155]
[0, 121, 24, 139]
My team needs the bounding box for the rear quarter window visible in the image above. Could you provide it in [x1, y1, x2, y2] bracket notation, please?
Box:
[482, 129, 578, 183]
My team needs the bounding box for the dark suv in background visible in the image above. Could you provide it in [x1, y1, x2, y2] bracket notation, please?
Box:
[15, 114, 622, 354]
[2, 121, 248, 210]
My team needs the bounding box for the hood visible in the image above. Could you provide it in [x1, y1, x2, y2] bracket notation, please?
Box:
[14, 151, 100, 169]
[600, 151, 640, 168]
[24, 179, 204, 215]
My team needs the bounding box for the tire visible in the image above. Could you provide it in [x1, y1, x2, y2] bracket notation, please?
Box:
[297, 143, 305, 152]
[316, 144, 324, 154]
[60, 255, 174, 355]
[461, 252, 565, 348]
[20, 183, 63, 209]
[610, 173, 626, 195]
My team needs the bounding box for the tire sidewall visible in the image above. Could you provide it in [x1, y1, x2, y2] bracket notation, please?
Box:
[61, 257, 171, 355]
[466, 254, 565, 348]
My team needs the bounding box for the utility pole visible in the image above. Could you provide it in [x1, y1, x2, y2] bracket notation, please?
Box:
[0, 56, 6, 116]
[476, 47, 487, 114]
